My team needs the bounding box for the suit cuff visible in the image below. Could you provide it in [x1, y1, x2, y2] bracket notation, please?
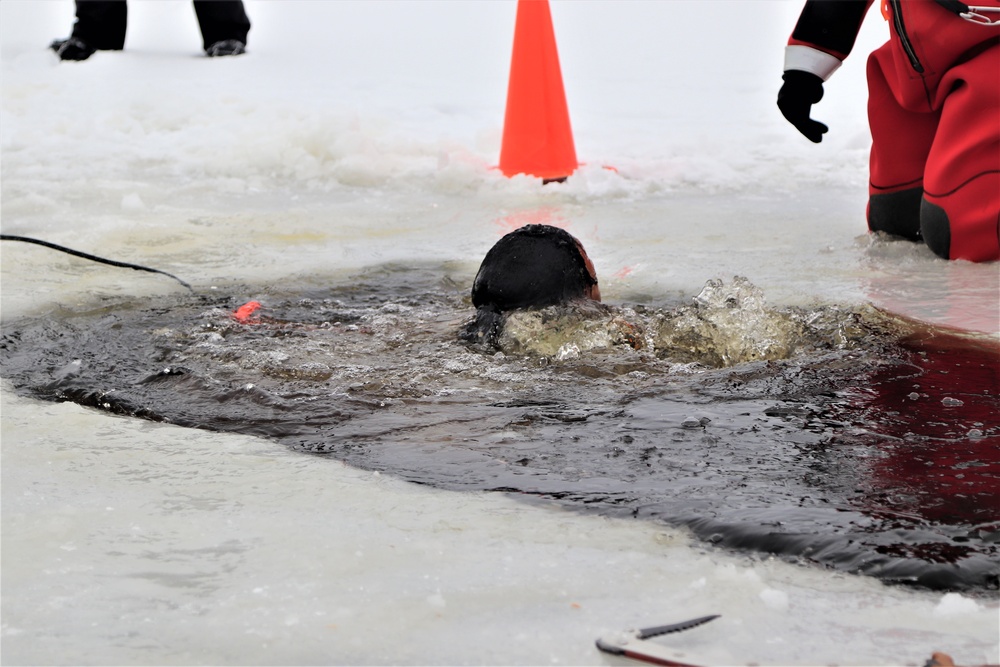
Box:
[784, 45, 843, 81]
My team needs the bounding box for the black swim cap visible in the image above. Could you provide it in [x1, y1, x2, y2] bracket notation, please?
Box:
[471, 224, 600, 312]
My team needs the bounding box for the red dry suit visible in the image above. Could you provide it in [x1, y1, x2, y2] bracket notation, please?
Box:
[785, 0, 1000, 261]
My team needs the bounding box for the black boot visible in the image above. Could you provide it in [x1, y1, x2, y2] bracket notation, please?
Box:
[868, 187, 923, 242]
[205, 39, 246, 57]
[919, 198, 951, 259]
[49, 37, 96, 61]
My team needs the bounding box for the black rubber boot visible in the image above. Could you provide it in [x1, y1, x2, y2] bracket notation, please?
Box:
[920, 198, 952, 259]
[206, 39, 246, 57]
[49, 37, 96, 61]
[868, 187, 923, 242]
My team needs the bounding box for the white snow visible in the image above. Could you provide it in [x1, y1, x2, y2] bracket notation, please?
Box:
[934, 593, 983, 618]
[758, 588, 790, 612]
[2, 1, 998, 665]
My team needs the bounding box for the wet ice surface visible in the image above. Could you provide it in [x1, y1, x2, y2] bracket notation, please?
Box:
[5, 386, 995, 667]
[4, 270, 997, 594]
[3, 3, 999, 662]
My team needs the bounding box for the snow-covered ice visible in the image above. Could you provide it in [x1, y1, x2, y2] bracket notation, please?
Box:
[2, 1, 997, 665]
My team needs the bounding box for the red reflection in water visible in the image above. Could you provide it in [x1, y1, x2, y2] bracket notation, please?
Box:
[844, 325, 999, 528]
[492, 207, 569, 235]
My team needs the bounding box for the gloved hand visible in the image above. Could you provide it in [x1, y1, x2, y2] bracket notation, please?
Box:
[777, 70, 828, 143]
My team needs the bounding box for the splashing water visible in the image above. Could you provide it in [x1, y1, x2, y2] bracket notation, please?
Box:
[2, 271, 997, 592]
[500, 276, 880, 367]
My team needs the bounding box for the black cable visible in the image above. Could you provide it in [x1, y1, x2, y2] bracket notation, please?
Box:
[1, 234, 193, 291]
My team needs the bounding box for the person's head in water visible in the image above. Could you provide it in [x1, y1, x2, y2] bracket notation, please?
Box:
[471, 224, 600, 312]
[463, 224, 600, 346]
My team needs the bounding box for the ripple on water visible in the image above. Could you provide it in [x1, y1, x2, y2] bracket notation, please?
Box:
[1, 271, 997, 592]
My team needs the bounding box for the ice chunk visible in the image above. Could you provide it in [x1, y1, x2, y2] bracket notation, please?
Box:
[759, 588, 789, 612]
[933, 593, 980, 617]
[120, 193, 146, 211]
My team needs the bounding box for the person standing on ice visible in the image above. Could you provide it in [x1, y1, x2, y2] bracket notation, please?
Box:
[777, 0, 999, 262]
[50, 0, 251, 61]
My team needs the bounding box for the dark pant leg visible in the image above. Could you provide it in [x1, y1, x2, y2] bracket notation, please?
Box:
[71, 0, 127, 50]
[192, 1, 251, 51]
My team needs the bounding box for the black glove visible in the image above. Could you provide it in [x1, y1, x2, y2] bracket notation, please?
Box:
[777, 70, 828, 143]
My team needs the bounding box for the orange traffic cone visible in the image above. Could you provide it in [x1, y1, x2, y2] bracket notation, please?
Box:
[498, 0, 578, 182]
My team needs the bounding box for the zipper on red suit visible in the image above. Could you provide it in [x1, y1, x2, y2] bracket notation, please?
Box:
[889, 0, 926, 72]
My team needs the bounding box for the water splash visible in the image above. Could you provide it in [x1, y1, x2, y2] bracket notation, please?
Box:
[2, 269, 997, 592]
[497, 276, 893, 368]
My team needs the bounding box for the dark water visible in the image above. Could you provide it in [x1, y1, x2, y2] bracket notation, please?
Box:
[2, 265, 998, 593]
